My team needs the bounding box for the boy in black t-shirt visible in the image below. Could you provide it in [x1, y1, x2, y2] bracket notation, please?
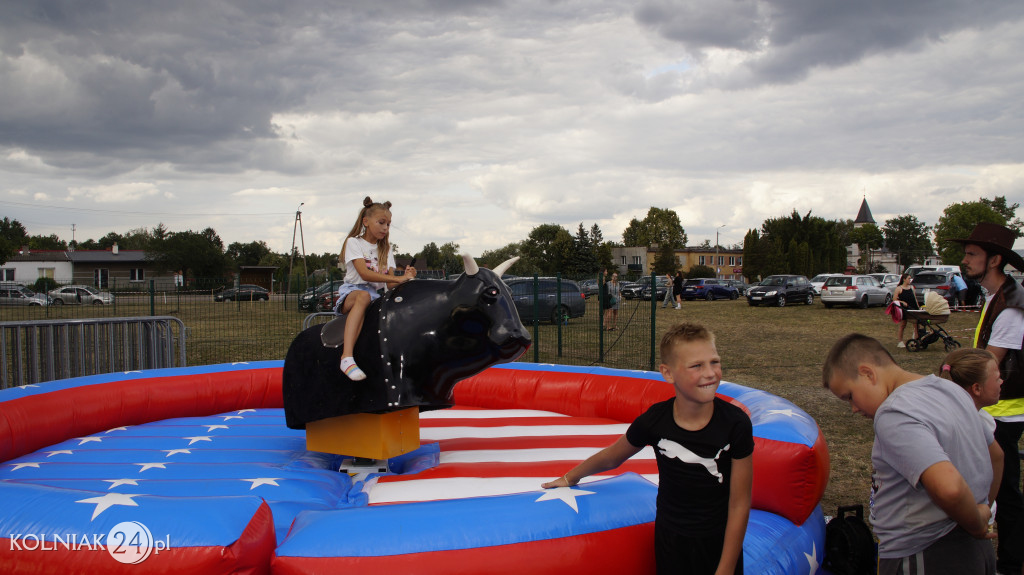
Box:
[542, 323, 754, 575]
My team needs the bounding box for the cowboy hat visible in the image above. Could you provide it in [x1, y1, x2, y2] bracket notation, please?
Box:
[949, 221, 1024, 271]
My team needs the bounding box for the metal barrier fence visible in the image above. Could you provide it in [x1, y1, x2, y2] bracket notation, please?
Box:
[0, 275, 660, 387]
[0, 316, 186, 388]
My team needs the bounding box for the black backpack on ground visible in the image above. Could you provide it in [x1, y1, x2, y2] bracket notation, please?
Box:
[823, 504, 877, 575]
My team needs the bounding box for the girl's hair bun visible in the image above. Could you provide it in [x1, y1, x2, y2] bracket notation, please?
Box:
[363, 196, 374, 207]
[383, 201, 392, 209]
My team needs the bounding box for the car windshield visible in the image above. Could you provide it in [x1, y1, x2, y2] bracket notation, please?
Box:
[913, 273, 947, 284]
[683, 279, 703, 286]
[761, 277, 786, 286]
[810, 275, 831, 282]
[825, 277, 852, 286]
[82, 286, 99, 294]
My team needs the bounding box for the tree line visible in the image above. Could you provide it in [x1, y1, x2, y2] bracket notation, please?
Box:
[1, 195, 1018, 288]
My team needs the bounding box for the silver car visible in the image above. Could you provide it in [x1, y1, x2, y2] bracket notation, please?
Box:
[48, 285, 115, 305]
[820, 275, 892, 308]
[0, 283, 51, 306]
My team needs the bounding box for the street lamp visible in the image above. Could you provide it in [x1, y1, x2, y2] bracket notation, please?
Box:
[715, 225, 725, 279]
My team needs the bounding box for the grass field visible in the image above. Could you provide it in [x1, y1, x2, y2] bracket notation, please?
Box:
[0, 290, 994, 518]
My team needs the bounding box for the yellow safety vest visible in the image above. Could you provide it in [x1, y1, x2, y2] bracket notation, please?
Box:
[976, 301, 1024, 418]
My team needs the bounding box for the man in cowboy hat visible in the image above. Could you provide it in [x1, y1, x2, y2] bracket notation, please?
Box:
[953, 221, 1024, 575]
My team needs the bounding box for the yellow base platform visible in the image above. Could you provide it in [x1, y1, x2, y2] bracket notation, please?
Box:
[305, 407, 420, 460]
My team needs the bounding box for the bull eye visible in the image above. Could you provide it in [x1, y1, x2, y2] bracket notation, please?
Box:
[481, 287, 500, 304]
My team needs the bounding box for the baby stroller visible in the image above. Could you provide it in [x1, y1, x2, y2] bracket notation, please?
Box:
[904, 291, 961, 352]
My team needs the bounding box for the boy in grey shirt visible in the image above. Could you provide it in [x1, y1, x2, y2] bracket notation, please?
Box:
[823, 333, 996, 574]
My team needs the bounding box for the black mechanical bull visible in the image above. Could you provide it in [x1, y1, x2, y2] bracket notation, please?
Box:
[283, 255, 530, 429]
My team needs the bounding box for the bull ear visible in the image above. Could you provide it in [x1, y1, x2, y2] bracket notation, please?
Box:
[462, 254, 479, 276]
[492, 256, 519, 278]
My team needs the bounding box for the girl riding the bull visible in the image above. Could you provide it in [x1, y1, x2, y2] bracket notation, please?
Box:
[335, 197, 417, 380]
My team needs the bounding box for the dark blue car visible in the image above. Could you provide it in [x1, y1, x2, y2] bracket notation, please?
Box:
[681, 279, 740, 301]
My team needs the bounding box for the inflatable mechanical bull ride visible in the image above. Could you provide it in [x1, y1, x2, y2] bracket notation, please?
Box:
[283, 255, 531, 430]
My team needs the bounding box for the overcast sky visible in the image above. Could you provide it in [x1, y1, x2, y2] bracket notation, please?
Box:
[2, 0, 1023, 260]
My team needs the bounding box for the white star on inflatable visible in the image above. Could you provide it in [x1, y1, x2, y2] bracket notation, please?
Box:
[221, 415, 243, 421]
[75, 436, 103, 445]
[767, 409, 799, 418]
[45, 450, 73, 457]
[236, 409, 256, 414]
[122, 370, 142, 374]
[205, 425, 229, 432]
[535, 486, 595, 513]
[804, 543, 820, 574]
[135, 462, 168, 473]
[231, 362, 250, 365]
[183, 436, 212, 445]
[16, 384, 39, 389]
[104, 479, 140, 490]
[162, 449, 191, 457]
[242, 478, 282, 490]
[76, 492, 141, 520]
[9, 462, 41, 471]
[105, 426, 128, 433]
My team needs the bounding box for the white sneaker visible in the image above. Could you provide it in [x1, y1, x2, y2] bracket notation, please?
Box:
[896, 341, 906, 348]
[674, 304, 681, 309]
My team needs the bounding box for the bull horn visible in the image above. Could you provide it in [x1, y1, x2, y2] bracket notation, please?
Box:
[492, 256, 519, 278]
[462, 254, 479, 276]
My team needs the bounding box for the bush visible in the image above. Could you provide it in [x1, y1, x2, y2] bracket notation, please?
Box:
[32, 277, 58, 293]
[685, 264, 716, 279]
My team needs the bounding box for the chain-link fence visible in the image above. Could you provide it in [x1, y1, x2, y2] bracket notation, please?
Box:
[1, 275, 662, 388]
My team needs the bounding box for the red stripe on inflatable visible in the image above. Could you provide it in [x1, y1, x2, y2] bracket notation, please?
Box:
[0, 501, 276, 575]
[420, 416, 622, 428]
[271, 522, 656, 575]
[431, 435, 623, 451]
[376, 460, 658, 483]
[0, 368, 283, 462]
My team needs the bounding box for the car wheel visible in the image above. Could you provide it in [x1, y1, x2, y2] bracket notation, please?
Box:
[805, 293, 814, 305]
[551, 305, 570, 324]
[705, 292, 714, 301]
[53, 299, 64, 305]
[884, 294, 893, 306]
[859, 296, 869, 309]
[91, 300, 103, 305]
[776, 295, 786, 307]
[748, 300, 757, 307]
[730, 291, 738, 300]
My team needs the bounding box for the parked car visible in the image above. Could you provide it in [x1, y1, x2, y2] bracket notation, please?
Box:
[746, 275, 814, 307]
[48, 285, 114, 305]
[820, 275, 892, 308]
[214, 284, 270, 302]
[578, 278, 600, 299]
[721, 279, 751, 296]
[505, 277, 586, 323]
[905, 264, 962, 277]
[0, 283, 51, 306]
[911, 271, 964, 307]
[869, 273, 900, 294]
[810, 273, 844, 295]
[619, 282, 644, 300]
[640, 276, 671, 301]
[680, 279, 739, 301]
[299, 281, 341, 311]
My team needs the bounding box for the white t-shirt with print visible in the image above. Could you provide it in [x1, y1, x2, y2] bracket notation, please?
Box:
[984, 293, 1024, 350]
[343, 237, 395, 291]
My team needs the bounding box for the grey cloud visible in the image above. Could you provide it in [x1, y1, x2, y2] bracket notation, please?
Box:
[635, 0, 1024, 85]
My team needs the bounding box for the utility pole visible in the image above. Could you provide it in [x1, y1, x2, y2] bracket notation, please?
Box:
[287, 203, 308, 297]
